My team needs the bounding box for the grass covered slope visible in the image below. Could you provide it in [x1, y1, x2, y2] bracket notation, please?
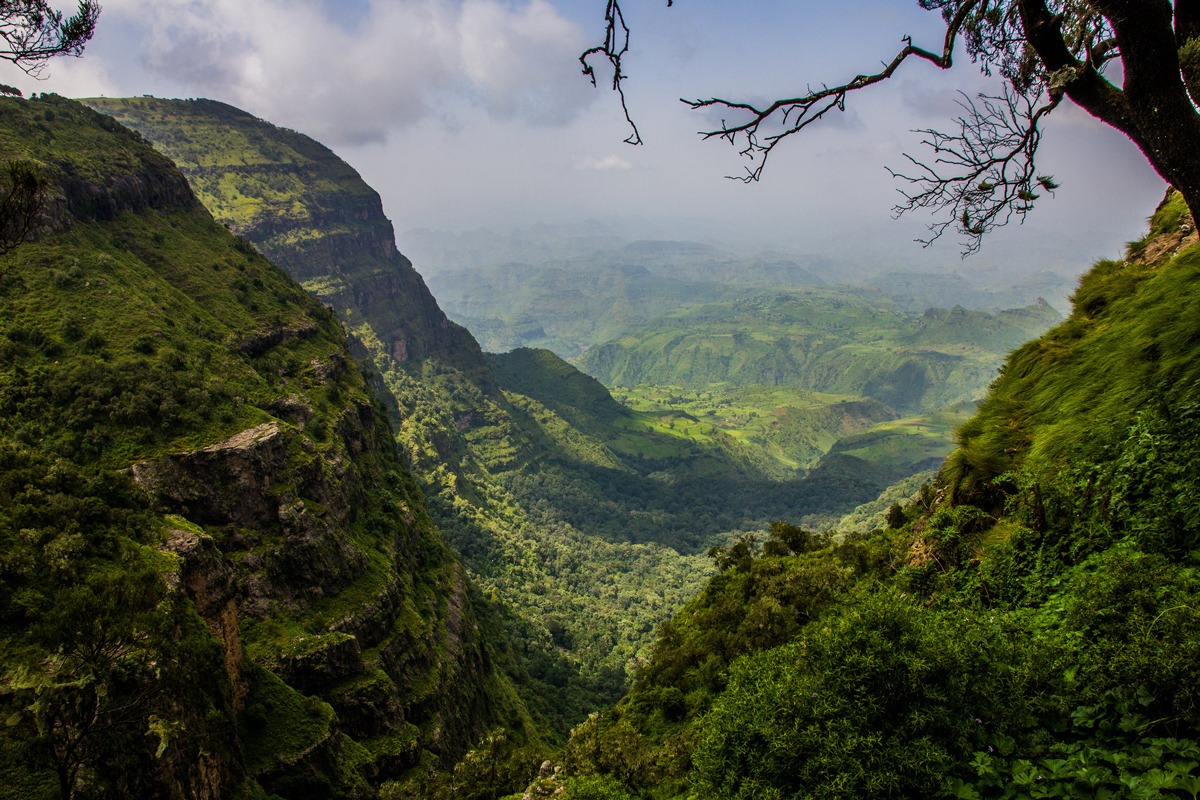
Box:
[947, 192, 1200, 502]
[606, 383, 901, 481]
[537, 199, 1200, 800]
[0, 94, 539, 799]
[575, 291, 1061, 415]
[486, 347, 630, 435]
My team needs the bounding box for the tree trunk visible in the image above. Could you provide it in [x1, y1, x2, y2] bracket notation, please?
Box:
[1098, 0, 1200, 223]
[1019, 0, 1200, 223]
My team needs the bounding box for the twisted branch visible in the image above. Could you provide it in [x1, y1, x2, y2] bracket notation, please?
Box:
[580, 0, 668, 145]
[684, 0, 981, 183]
[889, 88, 1060, 255]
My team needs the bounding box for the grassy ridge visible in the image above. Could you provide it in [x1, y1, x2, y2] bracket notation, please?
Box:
[84, 97, 374, 235]
[85, 95, 488, 382]
[946, 194, 1200, 502]
[608, 384, 897, 479]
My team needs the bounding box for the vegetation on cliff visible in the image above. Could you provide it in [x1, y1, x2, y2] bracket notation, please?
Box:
[0, 94, 542, 799]
[70, 95, 1111, 800]
[2, 89, 1189, 800]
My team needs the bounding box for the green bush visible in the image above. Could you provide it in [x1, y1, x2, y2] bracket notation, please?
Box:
[691, 590, 1047, 800]
[559, 774, 637, 800]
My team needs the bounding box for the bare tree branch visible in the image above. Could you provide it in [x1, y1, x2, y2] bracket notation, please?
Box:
[682, 0, 982, 183]
[584, 0, 1200, 253]
[889, 88, 1060, 255]
[580, 0, 664, 145]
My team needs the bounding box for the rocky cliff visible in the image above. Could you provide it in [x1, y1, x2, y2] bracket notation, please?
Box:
[84, 97, 490, 384]
[0, 94, 533, 799]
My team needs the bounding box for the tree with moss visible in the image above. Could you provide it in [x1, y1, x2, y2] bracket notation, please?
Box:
[585, 0, 1200, 254]
[0, 158, 46, 256]
[6, 572, 169, 800]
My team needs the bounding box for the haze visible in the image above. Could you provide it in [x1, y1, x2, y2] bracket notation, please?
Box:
[2, 0, 1168, 286]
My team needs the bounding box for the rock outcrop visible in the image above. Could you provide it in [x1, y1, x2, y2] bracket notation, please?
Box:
[0, 94, 530, 799]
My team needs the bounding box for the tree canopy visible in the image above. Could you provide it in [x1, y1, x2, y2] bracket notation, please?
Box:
[584, 0, 1200, 255]
[0, 0, 99, 78]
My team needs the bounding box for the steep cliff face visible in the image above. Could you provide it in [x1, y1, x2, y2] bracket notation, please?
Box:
[0, 94, 530, 799]
[84, 97, 490, 383]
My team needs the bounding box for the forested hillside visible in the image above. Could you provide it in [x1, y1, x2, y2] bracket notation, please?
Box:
[75, 95, 1094, 800]
[0, 94, 542, 799]
[529, 192, 1200, 800]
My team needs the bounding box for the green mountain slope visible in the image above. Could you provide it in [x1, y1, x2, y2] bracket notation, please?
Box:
[606, 383, 900, 480]
[945, 196, 1200, 502]
[576, 291, 1061, 415]
[84, 96, 489, 382]
[424, 239, 1071, 360]
[485, 347, 629, 434]
[78, 98, 740, 726]
[0, 94, 540, 799]
[537, 195, 1200, 800]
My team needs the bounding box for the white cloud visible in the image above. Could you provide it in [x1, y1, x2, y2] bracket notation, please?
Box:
[69, 0, 595, 144]
[574, 153, 632, 171]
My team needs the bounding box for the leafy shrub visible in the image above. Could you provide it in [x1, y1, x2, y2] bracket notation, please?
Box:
[691, 590, 1048, 800]
[962, 693, 1200, 800]
[80, 331, 105, 353]
[559, 774, 637, 800]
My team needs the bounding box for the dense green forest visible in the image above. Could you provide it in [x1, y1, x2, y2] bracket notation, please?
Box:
[7, 92, 1170, 800]
[0, 0, 1192, 792]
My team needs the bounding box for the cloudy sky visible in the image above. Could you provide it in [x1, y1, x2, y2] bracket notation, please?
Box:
[0, 0, 1170, 281]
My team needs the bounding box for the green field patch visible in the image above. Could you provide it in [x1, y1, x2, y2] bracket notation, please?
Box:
[610, 383, 897, 479]
[578, 291, 1060, 416]
[829, 402, 975, 471]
